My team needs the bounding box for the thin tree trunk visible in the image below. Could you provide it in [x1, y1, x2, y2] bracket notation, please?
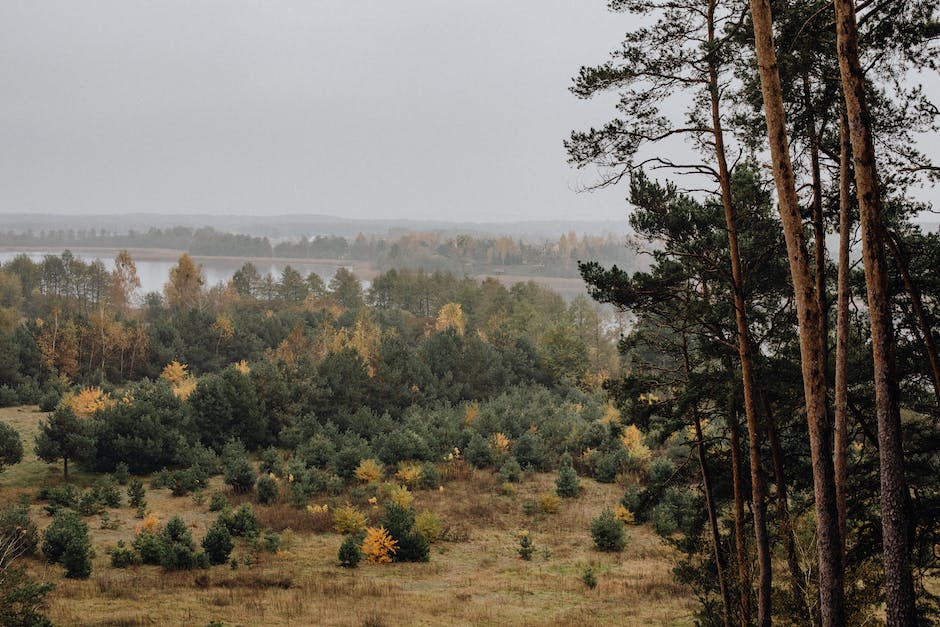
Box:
[683, 334, 732, 627]
[63, 456, 69, 480]
[747, 1, 845, 623]
[728, 398, 751, 624]
[706, 3, 771, 620]
[804, 73, 829, 369]
[885, 232, 940, 408]
[761, 390, 810, 621]
[833, 1, 917, 622]
[834, 112, 853, 563]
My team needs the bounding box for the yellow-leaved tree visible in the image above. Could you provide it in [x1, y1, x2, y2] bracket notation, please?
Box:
[435, 303, 466, 336]
[164, 253, 205, 310]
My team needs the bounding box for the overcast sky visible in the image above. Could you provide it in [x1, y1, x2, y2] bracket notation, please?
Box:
[0, 2, 936, 223]
[0, 1, 639, 222]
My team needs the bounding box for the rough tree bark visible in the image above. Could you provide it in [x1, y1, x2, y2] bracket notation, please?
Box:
[706, 1, 771, 621]
[746, 0, 846, 623]
[833, 0, 917, 622]
[834, 112, 852, 561]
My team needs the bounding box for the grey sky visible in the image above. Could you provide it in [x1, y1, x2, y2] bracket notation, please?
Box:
[1, 3, 936, 224]
[0, 1, 635, 222]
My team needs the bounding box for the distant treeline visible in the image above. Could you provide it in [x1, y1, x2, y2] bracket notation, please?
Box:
[0, 227, 640, 278]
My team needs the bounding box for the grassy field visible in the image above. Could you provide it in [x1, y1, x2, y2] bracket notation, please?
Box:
[1, 406, 697, 626]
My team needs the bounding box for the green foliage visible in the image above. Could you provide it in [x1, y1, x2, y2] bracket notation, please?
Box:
[555, 463, 581, 498]
[128, 479, 146, 509]
[581, 566, 598, 590]
[208, 491, 228, 512]
[221, 505, 259, 539]
[92, 475, 122, 508]
[86, 380, 194, 474]
[258, 446, 284, 476]
[202, 519, 234, 565]
[338, 535, 362, 568]
[113, 462, 130, 485]
[256, 474, 278, 504]
[41, 511, 88, 565]
[35, 406, 92, 477]
[133, 531, 163, 565]
[464, 433, 492, 468]
[0, 421, 23, 473]
[159, 515, 200, 571]
[498, 457, 522, 483]
[380, 503, 429, 563]
[418, 462, 442, 490]
[221, 440, 255, 494]
[108, 540, 140, 568]
[190, 369, 269, 451]
[0, 554, 54, 627]
[589, 509, 626, 553]
[517, 532, 534, 560]
[76, 491, 105, 517]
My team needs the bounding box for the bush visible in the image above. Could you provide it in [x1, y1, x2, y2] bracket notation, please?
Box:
[388, 484, 414, 509]
[581, 566, 598, 590]
[76, 491, 104, 517]
[62, 536, 92, 579]
[42, 511, 87, 564]
[108, 540, 141, 568]
[222, 505, 259, 539]
[381, 503, 429, 563]
[538, 492, 561, 514]
[159, 515, 200, 571]
[202, 519, 234, 565]
[464, 433, 492, 468]
[38, 390, 60, 412]
[37, 484, 78, 511]
[258, 446, 284, 476]
[498, 457, 522, 483]
[338, 535, 362, 568]
[332, 505, 367, 535]
[517, 531, 534, 560]
[0, 501, 39, 556]
[0, 422, 23, 471]
[209, 491, 228, 512]
[93, 475, 122, 508]
[221, 441, 256, 494]
[0, 561, 55, 626]
[260, 530, 281, 553]
[128, 480, 146, 509]
[555, 463, 581, 498]
[256, 474, 278, 505]
[353, 459, 384, 484]
[414, 511, 442, 543]
[590, 509, 626, 552]
[113, 462, 130, 485]
[418, 462, 441, 490]
[133, 531, 164, 565]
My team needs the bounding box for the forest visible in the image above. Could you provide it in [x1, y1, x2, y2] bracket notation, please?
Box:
[0, 0, 938, 625]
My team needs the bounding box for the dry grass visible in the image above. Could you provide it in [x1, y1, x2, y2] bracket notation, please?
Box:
[2, 407, 698, 626]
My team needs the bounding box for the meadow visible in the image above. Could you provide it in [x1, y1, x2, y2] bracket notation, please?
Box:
[1, 405, 697, 627]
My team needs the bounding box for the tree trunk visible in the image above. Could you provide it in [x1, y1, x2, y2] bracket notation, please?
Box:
[683, 334, 732, 627]
[63, 456, 69, 480]
[706, 3, 771, 620]
[761, 390, 811, 621]
[804, 73, 829, 370]
[834, 112, 852, 562]
[728, 399, 751, 624]
[885, 231, 940, 408]
[833, 1, 917, 622]
[746, 1, 845, 623]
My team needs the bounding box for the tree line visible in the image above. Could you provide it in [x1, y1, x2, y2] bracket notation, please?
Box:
[0, 226, 640, 278]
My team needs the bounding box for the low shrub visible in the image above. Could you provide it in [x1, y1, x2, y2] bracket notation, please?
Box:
[590, 509, 626, 552]
[338, 535, 362, 568]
